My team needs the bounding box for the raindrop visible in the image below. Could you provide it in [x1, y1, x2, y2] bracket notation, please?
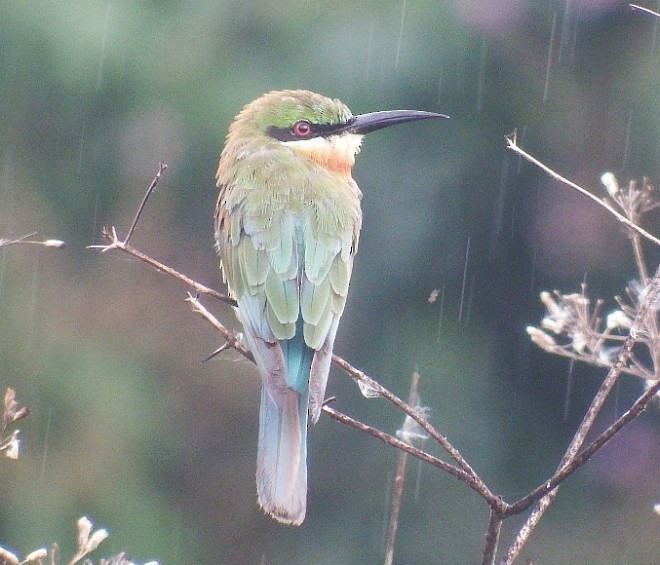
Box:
[413, 458, 424, 502]
[0, 248, 6, 300]
[475, 39, 487, 112]
[490, 157, 509, 259]
[653, 1, 660, 53]
[39, 407, 53, 484]
[95, 2, 114, 92]
[91, 190, 101, 243]
[437, 63, 445, 105]
[621, 110, 633, 172]
[528, 248, 538, 303]
[543, 10, 558, 103]
[612, 378, 622, 420]
[394, 0, 408, 69]
[562, 358, 575, 422]
[366, 21, 376, 82]
[515, 125, 528, 174]
[77, 121, 86, 178]
[458, 237, 471, 324]
[557, 0, 575, 65]
[434, 285, 446, 343]
[464, 274, 476, 326]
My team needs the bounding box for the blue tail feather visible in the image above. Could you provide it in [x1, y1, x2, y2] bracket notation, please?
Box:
[256, 322, 313, 525]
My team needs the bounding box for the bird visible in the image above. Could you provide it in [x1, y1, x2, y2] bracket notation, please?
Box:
[214, 90, 446, 525]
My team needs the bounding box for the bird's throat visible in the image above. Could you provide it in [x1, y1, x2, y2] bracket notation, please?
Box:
[284, 134, 363, 179]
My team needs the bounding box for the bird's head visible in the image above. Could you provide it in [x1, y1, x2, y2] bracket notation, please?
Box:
[221, 90, 447, 178]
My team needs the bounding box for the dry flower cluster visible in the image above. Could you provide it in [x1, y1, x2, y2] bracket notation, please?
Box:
[527, 173, 660, 399]
[0, 516, 158, 565]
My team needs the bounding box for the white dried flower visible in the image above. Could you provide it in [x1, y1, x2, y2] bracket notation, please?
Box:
[572, 332, 588, 354]
[23, 548, 48, 562]
[540, 291, 563, 318]
[541, 315, 566, 334]
[0, 545, 19, 565]
[606, 310, 633, 331]
[596, 346, 619, 365]
[84, 528, 109, 553]
[564, 292, 588, 306]
[77, 516, 93, 549]
[41, 239, 66, 249]
[600, 171, 619, 196]
[526, 326, 556, 349]
[5, 435, 20, 460]
[539, 291, 572, 333]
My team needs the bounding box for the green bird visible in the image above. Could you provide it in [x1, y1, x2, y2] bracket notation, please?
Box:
[214, 90, 446, 525]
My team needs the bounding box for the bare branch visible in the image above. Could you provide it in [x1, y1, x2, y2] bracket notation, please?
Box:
[384, 372, 419, 565]
[186, 294, 253, 363]
[331, 355, 502, 509]
[321, 406, 473, 484]
[501, 264, 660, 563]
[88, 227, 235, 307]
[482, 509, 503, 565]
[124, 162, 168, 245]
[630, 4, 660, 18]
[506, 132, 660, 247]
[0, 233, 65, 249]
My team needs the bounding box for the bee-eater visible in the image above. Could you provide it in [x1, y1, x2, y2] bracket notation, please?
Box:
[214, 90, 446, 525]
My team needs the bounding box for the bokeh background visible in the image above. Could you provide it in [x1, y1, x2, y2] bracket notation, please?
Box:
[1, 1, 659, 563]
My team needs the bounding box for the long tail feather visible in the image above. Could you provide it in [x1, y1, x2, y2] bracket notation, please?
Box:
[256, 334, 312, 525]
[256, 384, 308, 525]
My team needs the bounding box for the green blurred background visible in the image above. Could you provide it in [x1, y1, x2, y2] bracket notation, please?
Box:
[1, 1, 659, 563]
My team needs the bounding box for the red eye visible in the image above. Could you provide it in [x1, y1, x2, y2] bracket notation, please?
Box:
[292, 120, 312, 137]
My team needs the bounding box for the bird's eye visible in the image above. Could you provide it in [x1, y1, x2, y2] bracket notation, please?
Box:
[291, 120, 312, 137]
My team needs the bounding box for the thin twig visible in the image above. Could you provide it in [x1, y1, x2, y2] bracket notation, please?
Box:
[331, 354, 502, 508]
[88, 227, 235, 307]
[321, 406, 473, 483]
[124, 162, 168, 245]
[0, 233, 65, 249]
[529, 343, 649, 380]
[630, 4, 660, 18]
[506, 373, 660, 517]
[186, 294, 253, 362]
[482, 509, 503, 565]
[384, 372, 419, 565]
[505, 132, 660, 247]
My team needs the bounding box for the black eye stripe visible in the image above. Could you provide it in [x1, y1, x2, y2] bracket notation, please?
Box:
[266, 117, 356, 142]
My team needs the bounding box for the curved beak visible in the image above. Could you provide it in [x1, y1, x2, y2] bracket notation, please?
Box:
[344, 110, 449, 135]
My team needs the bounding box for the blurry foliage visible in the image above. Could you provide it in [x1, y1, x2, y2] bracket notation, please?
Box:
[1, 1, 659, 563]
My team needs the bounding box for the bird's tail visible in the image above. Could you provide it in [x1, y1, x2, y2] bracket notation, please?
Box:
[256, 337, 312, 525]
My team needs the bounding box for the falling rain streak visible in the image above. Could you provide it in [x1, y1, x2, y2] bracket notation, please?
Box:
[562, 359, 575, 423]
[543, 11, 558, 103]
[458, 237, 471, 324]
[475, 39, 487, 112]
[394, 0, 407, 69]
[621, 110, 633, 172]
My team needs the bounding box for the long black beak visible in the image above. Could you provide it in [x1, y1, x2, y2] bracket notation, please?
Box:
[343, 110, 448, 135]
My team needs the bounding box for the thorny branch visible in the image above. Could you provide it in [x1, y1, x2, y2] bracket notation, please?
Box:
[89, 163, 660, 564]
